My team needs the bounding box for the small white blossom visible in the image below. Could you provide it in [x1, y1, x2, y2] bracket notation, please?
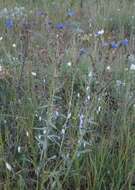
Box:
[95, 29, 104, 36]
[87, 95, 90, 100]
[12, 43, 16, 48]
[4, 120, 7, 124]
[88, 71, 92, 78]
[106, 66, 111, 71]
[43, 130, 46, 134]
[38, 135, 41, 139]
[26, 131, 29, 137]
[0, 36, 3, 41]
[67, 62, 72, 66]
[130, 64, 135, 70]
[77, 93, 80, 98]
[18, 146, 21, 153]
[31, 72, 37, 76]
[54, 110, 59, 119]
[5, 162, 12, 171]
[0, 65, 2, 72]
[116, 80, 122, 86]
[116, 80, 125, 87]
[86, 86, 90, 91]
[83, 142, 86, 148]
[97, 106, 101, 113]
[61, 129, 65, 135]
[128, 54, 135, 64]
[39, 116, 42, 121]
[67, 112, 71, 119]
[98, 97, 101, 102]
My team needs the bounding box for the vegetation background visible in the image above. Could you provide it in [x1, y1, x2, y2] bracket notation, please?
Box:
[0, 0, 135, 189]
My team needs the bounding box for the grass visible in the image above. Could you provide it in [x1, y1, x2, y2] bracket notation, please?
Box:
[0, 0, 135, 189]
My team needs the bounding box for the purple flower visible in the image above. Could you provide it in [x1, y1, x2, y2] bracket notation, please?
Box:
[121, 39, 128, 46]
[55, 23, 65, 30]
[67, 10, 75, 17]
[111, 42, 119, 49]
[5, 18, 13, 29]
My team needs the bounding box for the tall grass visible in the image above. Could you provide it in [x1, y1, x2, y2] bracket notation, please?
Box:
[0, 0, 135, 189]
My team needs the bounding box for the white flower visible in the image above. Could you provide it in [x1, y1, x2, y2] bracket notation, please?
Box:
[87, 95, 90, 100]
[4, 120, 7, 124]
[88, 71, 92, 78]
[77, 93, 80, 98]
[26, 131, 29, 137]
[38, 135, 41, 139]
[43, 130, 46, 134]
[106, 66, 111, 71]
[18, 146, 21, 153]
[99, 29, 104, 35]
[5, 162, 12, 171]
[54, 110, 59, 119]
[116, 80, 125, 87]
[12, 43, 16, 48]
[61, 129, 65, 135]
[67, 112, 71, 119]
[98, 97, 101, 102]
[95, 29, 104, 36]
[97, 106, 101, 113]
[31, 72, 37, 76]
[0, 36, 3, 41]
[130, 64, 135, 70]
[86, 86, 90, 91]
[116, 80, 122, 86]
[67, 62, 72, 66]
[39, 116, 42, 121]
[83, 142, 86, 148]
[0, 65, 2, 72]
[128, 54, 135, 64]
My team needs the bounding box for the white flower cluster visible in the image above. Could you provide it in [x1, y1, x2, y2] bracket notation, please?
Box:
[0, 6, 27, 18]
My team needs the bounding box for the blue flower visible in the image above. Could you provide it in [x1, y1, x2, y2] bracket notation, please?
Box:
[121, 39, 128, 46]
[55, 23, 65, 30]
[67, 10, 75, 17]
[5, 18, 13, 29]
[111, 42, 119, 49]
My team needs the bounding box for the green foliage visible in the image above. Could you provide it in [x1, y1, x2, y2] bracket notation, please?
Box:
[0, 0, 135, 189]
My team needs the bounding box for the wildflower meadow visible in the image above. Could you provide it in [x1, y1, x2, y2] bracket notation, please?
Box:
[0, 0, 135, 189]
